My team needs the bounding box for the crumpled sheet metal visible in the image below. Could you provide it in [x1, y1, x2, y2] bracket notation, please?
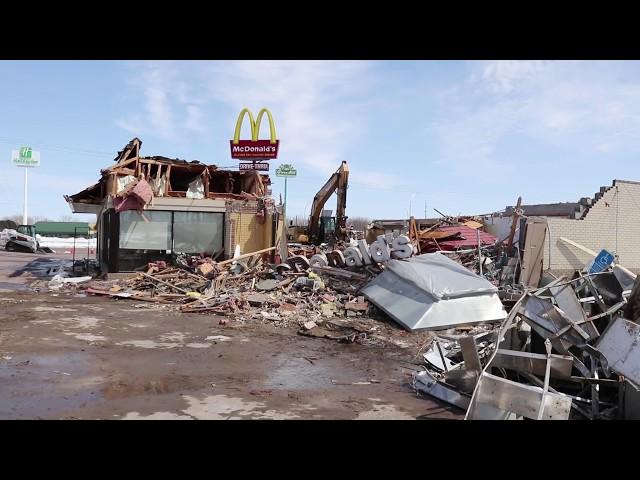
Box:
[385, 253, 499, 300]
[466, 373, 572, 420]
[520, 294, 589, 348]
[362, 253, 506, 331]
[413, 370, 471, 411]
[596, 317, 640, 385]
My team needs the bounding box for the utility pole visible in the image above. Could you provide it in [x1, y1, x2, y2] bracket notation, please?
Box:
[23, 167, 28, 225]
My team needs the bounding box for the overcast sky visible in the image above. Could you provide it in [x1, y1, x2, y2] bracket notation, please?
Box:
[2, 60, 640, 222]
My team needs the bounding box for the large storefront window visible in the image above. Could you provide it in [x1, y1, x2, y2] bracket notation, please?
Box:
[116, 210, 224, 271]
[119, 211, 172, 250]
[173, 212, 223, 255]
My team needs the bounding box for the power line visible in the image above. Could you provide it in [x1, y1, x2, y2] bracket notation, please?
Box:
[0, 138, 114, 158]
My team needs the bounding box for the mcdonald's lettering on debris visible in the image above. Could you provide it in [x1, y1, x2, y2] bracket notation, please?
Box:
[230, 107, 279, 159]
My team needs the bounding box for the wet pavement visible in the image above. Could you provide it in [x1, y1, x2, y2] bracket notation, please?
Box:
[0, 250, 462, 420]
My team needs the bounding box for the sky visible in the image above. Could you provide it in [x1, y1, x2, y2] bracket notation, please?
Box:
[2, 60, 640, 223]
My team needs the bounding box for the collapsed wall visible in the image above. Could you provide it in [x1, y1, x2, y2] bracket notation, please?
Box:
[544, 180, 640, 276]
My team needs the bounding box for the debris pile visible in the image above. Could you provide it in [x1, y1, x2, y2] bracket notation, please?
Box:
[33, 206, 640, 420]
[73, 248, 401, 342]
[412, 255, 640, 420]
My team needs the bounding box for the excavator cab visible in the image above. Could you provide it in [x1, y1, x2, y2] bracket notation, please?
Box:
[318, 215, 336, 245]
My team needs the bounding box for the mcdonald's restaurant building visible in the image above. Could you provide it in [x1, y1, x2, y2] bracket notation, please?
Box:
[65, 138, 283, 273]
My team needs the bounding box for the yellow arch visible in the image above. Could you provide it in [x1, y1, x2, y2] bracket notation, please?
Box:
[232, 108, 256, 144]
[254, 108, 277, 144]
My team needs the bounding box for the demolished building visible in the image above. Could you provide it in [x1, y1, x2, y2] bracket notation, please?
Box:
[65, 138, 280, 273]
[483, 179, 640, 277]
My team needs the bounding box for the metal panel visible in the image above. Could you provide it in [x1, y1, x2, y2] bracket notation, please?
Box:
[492, 349, 573, 379]
[520, 295, 588, 347]
[550, 283, 598, 339]
[413, 370, 471, 410]
[596, 317, 640, 385]
[470, 373, 572, 420]
[362, 272, 505, 331]
[520, 218, 547, 288]
[459, 336, 482, 372]
[624, 382, 640, 420]
[443, 369, 479, 394]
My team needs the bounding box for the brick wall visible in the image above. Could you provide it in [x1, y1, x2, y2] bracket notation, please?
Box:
[224, 200, 274, 258]
[544, 180, 640, 275]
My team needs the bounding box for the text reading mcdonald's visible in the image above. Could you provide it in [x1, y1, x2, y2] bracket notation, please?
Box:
[230, 108, 279, 160]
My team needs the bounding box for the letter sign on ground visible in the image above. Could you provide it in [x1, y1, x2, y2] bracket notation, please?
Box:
[275, 164, 297, 177]
[230, 108, 279, 160]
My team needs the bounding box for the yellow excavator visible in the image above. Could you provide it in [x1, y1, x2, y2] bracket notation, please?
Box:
[288, 161, 349, 245]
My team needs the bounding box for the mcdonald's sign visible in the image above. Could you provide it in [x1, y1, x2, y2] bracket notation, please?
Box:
[230, 108, 279, 160]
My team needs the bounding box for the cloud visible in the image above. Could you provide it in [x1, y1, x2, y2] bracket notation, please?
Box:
[204, 61, 375, 174]
[479, 60, 549, 94]
[115, 61, 402, 188]
[116, 62, 207, 140]
[433, 61, 640, 175]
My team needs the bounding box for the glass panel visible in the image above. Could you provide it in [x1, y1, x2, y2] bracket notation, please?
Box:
[173, 212, 223, 255]
[119, 211, 171, 250]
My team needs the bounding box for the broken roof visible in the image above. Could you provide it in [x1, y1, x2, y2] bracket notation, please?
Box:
[424, 225, 497, 251]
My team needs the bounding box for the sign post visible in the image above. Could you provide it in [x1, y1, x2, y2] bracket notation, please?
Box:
[11, 147, 41, 225]
[275, 164, 297, 212]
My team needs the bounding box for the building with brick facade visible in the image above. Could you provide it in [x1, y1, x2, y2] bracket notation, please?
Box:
[543, 179, 640, 276]
[484, 179, 640, 278]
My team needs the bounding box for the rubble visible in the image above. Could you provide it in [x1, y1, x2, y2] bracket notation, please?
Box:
[31, 202, 640, 420]
[409, 248, 639, 420]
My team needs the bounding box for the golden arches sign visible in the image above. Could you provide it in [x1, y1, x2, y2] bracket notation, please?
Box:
[230, 107, 279, 159]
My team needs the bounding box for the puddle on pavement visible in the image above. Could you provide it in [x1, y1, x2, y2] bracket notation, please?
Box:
[0, 282, 29, 291]
[355, 401, 415, 420]
[122, 394, 301, 420]
[159, 332, 188, 343]
[205, 335, 233, 342]
[261, 354, 345, 390]
[33, 306, 78, 312]
[64, 332, 107, 342]
[116, 340, 181, 349]
[0, 352, 104, 419]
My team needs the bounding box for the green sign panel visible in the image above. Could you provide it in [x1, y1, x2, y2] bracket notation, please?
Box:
[275, 164, 297, 177]
[12, 146, 41, 167]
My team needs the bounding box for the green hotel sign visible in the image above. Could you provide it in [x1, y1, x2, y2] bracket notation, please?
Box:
[12, 146, 41, 167]
[275, 164, 297, 177]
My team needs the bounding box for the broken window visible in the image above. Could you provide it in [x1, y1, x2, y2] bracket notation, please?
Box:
[119, 211, 171, 250]
[173, 211, 224, 255]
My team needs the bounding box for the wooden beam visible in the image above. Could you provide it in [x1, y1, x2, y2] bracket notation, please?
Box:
[216, 246, 277, 266]
[506, 196, 522, 255]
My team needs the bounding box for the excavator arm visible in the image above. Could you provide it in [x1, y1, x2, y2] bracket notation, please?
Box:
[334, 161, 349, 240]
[307, 161, 349, 241]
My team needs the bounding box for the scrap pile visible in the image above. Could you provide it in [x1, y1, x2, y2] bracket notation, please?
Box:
[412, 254, 640, 420]
[406, 217, 503, 284]
[78, 247, 389, 340]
